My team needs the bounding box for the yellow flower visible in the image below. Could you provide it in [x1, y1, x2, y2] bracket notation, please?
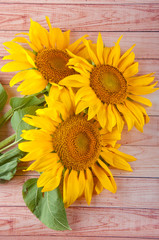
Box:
[1, 17, 87, 95]
[59, 33, 158, 132]
[19, 86, 136, 207]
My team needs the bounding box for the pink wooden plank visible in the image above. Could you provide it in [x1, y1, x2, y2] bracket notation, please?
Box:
[0, 31, 159, 59]
[0, 206, 159, 237]
[0, 237, 155, 240]
[119, 116, 159, 146]
[0, 0, 158, 3]
[0, 176, 159, 209]
[0, 4, 158, 31]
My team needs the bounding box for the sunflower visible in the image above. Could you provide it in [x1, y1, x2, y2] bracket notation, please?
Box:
[1, 17, 87, 95]
[59, 33, 158, 132]
[19, 86, 136, 207]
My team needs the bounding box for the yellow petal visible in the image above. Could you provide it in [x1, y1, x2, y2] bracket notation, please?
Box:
[63, 30, 70, 49]
[97, 103, 107, 128]
[95, 180, 103, 195]
[112, 105, 124, 132]
[84, 168, 94, 205]
[75, 87, 97, 105]
[18, 140, 53, 154]
[41, 166, 64, 192]
[21, 129, 52, 141]
[67, 49, 93, 72]
[1, 61, 33, 72]
[128, 94, 152, 107]
[101, 150, 132, 172]
[22, 115, 56, 132]
[117, 104, 134, 131]
[119, 52, 135, 73]
[100, 128, 121, 147]
[12, 36, 38, 52]
[128, 82, 158, 95]
[29, 19, 50, 50]
[17, 77, 47, 95]
[133, 102, 150, 124]
[68, 34, 88, 54]
[97, 32, 104, 64]
[37, 170, 53, 187]
[98, 159, 117, 192]
[9, 71, 28, 87]
[92, 163, 116, 193]
[118, 44, 136, 66]
[106, 104, 116, 132]
[26, 153, 59, 172]
[87, 99, 101, 120]
[76, 100, 90, 114]
[66, 170, 79, 207]
[55, 28, 65, 50]
[127, 73, 155, 86]
[108, 147, 136, 162]
[83, 39, 99, 66]
[125, 99, 145, 127]
[123, 62, 139, 78]
[63, 169, 70, 204]
[112, 35, 123, 67]
[59, 74, 90, 88]
[103, 47, 111, 65]
[78, 170, 86, 197]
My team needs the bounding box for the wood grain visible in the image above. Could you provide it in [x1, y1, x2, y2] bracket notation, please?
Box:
[0, 176, 159, 208]
[0, 206, 159, 237]
[0, 237, 155, 240]
[0, 0, 158, 4]
[0, 237, 154, 240]
[0, 1, 159, 239]
[0, 4, 159, 31]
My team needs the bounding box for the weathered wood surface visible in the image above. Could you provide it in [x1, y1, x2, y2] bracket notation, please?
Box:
[0, 207, 159, 238]
[0, 4, 159, 31]
[0, 0, 159, 239]
[0, 0, 159, 4]
[0, 238, 155, 240]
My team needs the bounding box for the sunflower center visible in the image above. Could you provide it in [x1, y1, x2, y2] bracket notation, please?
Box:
[52, 115, 101, 171]
[90, 65, 127, 104]
[35, 49, 75, 84]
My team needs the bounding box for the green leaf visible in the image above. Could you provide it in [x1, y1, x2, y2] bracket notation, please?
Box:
[0, 84, 8, 112]
[11, 105, 40, 140]
[10, 96, 44, 111]
[23, 178, 71, 231]
[0, 147, 25, 181]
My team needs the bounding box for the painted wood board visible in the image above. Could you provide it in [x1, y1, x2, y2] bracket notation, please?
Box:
[0, 4, 159, 31]
[0, 1, 159, 239]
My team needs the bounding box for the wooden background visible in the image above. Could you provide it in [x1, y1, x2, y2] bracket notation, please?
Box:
[0, 0, 159, 239]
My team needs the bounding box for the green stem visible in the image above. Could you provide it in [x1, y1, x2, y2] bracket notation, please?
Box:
[0, 137, 22, 153]
[0, 108, 13, 128]
[0, 134, 16, 150]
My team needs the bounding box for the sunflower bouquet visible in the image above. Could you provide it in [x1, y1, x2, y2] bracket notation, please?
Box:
[0, 17, 157, 230]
